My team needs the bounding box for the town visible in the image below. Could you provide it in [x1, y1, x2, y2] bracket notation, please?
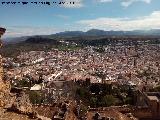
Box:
[1, 32, 160, 120]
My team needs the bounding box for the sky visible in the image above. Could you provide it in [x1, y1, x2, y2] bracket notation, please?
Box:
[0, 0, 160, 37]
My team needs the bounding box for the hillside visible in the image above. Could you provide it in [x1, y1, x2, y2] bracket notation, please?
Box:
[4, 29, 160, 44]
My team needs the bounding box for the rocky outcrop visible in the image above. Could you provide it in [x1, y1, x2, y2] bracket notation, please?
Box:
[0, 27, 38, 119]
[0, 27, 10, 107]
[10, 92, 33, 114]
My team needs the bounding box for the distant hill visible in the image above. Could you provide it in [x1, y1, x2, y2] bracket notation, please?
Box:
[1, 32, 160, 58]
[3, 36, 29, 44]
[25, 36, 60, 44]
[52, 29, 126, 37]
[54, 31, 85, 37]
[86, 29, 107, 36]
[3, 29, 160, 43]
[51, 29, 160, 37]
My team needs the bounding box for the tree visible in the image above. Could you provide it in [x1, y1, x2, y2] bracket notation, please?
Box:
[90, 97, 97, 107]
[29, 91, 43, 104]
[101, 95, 116, 107]
[76, 87, 87, 98]
[17, 78, 30, 87]
[90, 84, 100, 95]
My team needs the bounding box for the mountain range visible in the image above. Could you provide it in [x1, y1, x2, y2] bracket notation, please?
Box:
[54, 29, 160, 36]
[3, 29, 160, 43]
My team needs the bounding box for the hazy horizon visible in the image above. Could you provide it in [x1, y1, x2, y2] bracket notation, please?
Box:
[1, 0, 160, 38]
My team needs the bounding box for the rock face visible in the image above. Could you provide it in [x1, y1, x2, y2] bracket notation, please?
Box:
[0, 27, 6, 82]
[0, 27, 10, 107]
[10, 92, 33, 114]
[0, 28, 35, 120]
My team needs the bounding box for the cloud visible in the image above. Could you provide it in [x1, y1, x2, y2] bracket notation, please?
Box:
[121, 0, 152, 7]
[3, 26, 62, 38]
[61, 0, 83, 8]
[97, 0, 112, 2]
[77, 11, 160, 31]
[54, 14, 70, 20]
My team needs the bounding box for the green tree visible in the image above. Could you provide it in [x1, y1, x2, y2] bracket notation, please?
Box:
[90, 97, 97, 107]
[76, 87, 87, 98]
[17, 79, 30, 87]
[29, 91, 43, 104]
[102, 95, 116, 107]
